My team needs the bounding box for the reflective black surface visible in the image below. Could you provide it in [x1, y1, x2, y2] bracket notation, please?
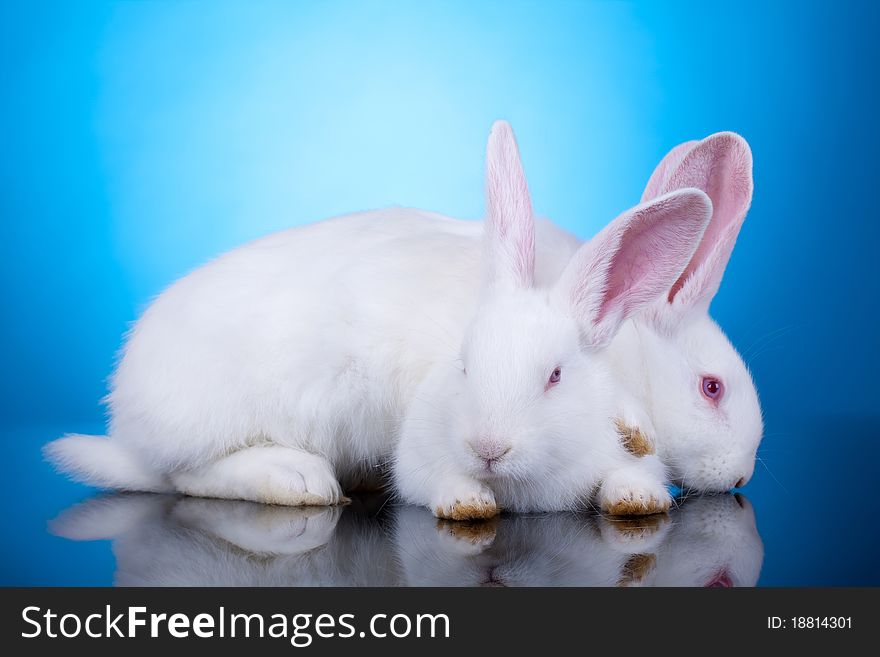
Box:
[46, 492, 759, 587]
[3, 416, 879, 586]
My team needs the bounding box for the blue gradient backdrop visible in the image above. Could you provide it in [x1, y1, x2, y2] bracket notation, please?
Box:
[2, 1, 878, 585]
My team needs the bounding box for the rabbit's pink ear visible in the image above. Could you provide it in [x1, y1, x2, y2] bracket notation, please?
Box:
[483, 120, 535, 290]
[555, 189, 712, 347]
[641, 140, 700, 202]
[647, 132, 754, 309]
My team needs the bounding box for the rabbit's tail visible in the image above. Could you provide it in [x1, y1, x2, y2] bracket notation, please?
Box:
[43, 434, 172, 493]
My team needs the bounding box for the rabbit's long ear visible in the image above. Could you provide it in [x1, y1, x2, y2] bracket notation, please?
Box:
[642, 140, 700, 202]
[645, 132, 754, 310]
[554, 189, 712, 347]
[483, 120, 535, 290]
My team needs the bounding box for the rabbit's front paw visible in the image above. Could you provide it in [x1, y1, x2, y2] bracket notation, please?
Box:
[599, 471, 671, 516]
[432, 481, 498, 521]
[614, 418, 656, 457]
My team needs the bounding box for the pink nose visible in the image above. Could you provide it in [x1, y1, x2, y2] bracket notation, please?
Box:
[470, 440, 511, 463]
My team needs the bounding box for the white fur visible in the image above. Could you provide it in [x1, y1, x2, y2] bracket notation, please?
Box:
[617, 313, 763, 491]
[535, 236, 763, 492]
[43, 434, 168, 492]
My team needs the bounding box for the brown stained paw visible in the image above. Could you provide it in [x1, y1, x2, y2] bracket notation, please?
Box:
[432, 482, 498, 521]
[435, 516, 499, 547]
[434, 499, 499, 521]
[603, 494, 671, 517]
[617, 553, 657, 587]
[614, 419, 655, 457]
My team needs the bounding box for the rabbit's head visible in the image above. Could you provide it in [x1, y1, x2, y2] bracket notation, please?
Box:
[633, 133, 763, 492]
[439, 122, 712, 505]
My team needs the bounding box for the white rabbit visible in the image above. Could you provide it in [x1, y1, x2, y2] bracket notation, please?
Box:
[50, 494, 400, 586]
[534, 133, 763, 492]
[393, 124, 713, 518]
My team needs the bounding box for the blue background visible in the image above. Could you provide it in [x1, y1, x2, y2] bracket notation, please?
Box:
[2, 0, 878, 585]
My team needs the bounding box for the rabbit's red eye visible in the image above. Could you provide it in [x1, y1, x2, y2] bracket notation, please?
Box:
[547, 367, 562, 389]
[701, 377, 723, 402]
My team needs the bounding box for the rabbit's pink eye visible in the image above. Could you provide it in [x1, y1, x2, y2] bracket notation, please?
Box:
[701, 377, 723, 401]
[547, 367, 562, 389]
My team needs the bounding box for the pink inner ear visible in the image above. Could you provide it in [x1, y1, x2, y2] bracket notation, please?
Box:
[598, 192, 711, 325]
[660, 133, 753, 304]
[599, 216, 666, 320]
[642, 140, 699, 203]
[554, 188, 710, 347]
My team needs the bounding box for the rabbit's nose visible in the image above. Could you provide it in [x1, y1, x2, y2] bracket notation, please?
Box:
[469, 439, 511, 463]
[735, 475, 748, 488]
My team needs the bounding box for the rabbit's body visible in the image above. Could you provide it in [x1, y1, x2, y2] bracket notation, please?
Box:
[113, 208, 481, 479]
[48, 209, 500, 501]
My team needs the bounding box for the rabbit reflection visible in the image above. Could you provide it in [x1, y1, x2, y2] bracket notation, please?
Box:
[392, 493, 762, 586]
[50, 493, 762, 586]
[394, 508, 671, 587]
[50, 494, 398, 586]
[651, 494, 764, 587]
